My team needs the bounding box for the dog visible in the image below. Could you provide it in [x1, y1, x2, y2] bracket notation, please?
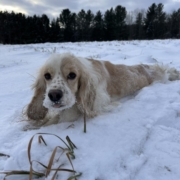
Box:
[26, 53, 180, 126]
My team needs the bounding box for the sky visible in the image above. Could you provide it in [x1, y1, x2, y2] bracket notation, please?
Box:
[0, 0, 180, 19]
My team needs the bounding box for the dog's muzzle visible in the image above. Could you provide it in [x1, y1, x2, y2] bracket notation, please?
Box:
[48, 90, 64, 108]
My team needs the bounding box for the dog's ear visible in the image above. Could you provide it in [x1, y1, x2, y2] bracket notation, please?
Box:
[26, 69, 48, 120]
[77, 72, 97, 118]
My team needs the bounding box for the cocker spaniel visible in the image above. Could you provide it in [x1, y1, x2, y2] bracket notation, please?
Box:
[26, 53, 180, 126]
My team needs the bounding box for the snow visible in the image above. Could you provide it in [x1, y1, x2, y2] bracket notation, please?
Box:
[1, 40, 180, 180]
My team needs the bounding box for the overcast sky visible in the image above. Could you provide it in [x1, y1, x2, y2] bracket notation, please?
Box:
[0, 0, 180, 18]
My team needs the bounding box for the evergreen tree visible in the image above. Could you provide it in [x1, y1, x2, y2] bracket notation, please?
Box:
[135, 12, 145, 39]
[49, 18, 61, 42]
[92, 10, 105, 41]
[144, 3, 166, 39]
[76, 9, 86, 41]
[16, 13, 27, 43]
[104, 8, 116, 40]
[114, 5, 127, 40]
[32, 15, 44, 43]
[169, 9, 180, 38]
[25, 16, 37, 43]
[71, 13, 77, 41]
[144, 3, 157, 39]
[60, 9, 74, 41]
[155, 3, 166, 38]
[1, 4, 180, 44]
[2, 11, 15, 44]
[0, 11, 4, 43]
[41, 14, 50, 42]
[85, 10, 94, 41]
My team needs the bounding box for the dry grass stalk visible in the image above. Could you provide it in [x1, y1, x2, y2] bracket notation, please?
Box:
[0, 133, 81, 180]
[45, 146, 65, 177]
[38, 135, 47, 146]
[84, 112, 87, 133]
[68, 172, 83, 180]
[0, 153, 10, 158]
[0, 170, 44, 180]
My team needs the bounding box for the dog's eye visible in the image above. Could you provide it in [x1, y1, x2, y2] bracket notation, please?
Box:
[67, 72, 76, 80]
[44, 73, 51, 80]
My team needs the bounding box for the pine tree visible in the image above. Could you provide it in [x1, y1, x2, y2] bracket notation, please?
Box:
[76, 9, 86, 41]
[71, 13, 77, 41]
[92, 10, 105, 41]
[169, 9, 180, 37]
[144, 3, 166, 39]
[135, 12, 145, 39]
[41, 14, 50, 42]
[104, 8, 116, 40]
[144, 3, 157, 39]
[155, 3, 166, 38]
[60, 9, 74, 41]
[85, 10, 94, 41]
[49, 18, 62, 42]
[114, 5, 127, 40]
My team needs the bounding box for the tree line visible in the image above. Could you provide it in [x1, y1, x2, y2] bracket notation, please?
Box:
[0, 3, 180, 44]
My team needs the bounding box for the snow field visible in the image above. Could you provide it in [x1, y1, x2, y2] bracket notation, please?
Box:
[0, 40, 180, 179]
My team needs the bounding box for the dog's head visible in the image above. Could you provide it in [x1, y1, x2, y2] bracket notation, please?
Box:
[26, 53, 97, 121]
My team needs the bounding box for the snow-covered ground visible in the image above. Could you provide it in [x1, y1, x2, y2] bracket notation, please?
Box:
[1, 40, 180, 180]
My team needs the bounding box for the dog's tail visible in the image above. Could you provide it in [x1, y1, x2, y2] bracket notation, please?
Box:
[167, 67, 180, 81]
[148, 64, 180, 83]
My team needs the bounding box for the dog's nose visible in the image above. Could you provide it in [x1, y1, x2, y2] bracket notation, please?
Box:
[48, 90, 63, 102]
